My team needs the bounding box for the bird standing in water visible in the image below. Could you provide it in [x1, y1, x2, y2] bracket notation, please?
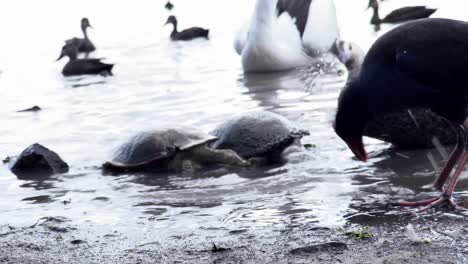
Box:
[334, 18, 468, 211]
[332, 39, 457, 149]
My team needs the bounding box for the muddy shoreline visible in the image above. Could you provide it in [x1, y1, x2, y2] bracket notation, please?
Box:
[1, 213, 466, 264]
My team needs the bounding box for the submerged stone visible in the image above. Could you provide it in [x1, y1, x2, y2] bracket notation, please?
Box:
[10, 143, 69, 179]
[17, 106, 42, 112]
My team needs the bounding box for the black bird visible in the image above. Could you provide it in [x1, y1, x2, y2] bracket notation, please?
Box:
[368, 0, 437, 31]
[334, 18, 468, 211]
[65, 18, 96, 53]
[164, 16, 209, 41]
[57, 44, 113, 77]
[165, 1, 174, 10]
[332, 39, 457, 149]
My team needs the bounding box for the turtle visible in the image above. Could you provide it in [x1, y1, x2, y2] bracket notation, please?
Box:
[103, 127, 250, 173]
[210, 111, 310, 164]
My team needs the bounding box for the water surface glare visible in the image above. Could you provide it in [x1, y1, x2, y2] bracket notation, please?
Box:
[1, 0, 467, 239]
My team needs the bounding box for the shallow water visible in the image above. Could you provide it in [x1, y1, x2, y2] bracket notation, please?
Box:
[0, 0, 467, 242]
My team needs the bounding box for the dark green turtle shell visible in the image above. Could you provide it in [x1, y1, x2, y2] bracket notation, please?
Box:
[106, 128, 217, 168]
[210, 111, 309, 158]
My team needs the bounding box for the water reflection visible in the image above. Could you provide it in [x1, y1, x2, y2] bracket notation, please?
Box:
[345, 145, 468, 224]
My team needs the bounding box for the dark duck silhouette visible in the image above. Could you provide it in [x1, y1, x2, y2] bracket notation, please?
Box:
[164, 16, 209, 41]
[65, 18, 96, 53]
[334, 18, 468, 212]
[332, 39, 457, 149]
[368, 0, 437, 31]
[57, 44, 113, 77]
[65, 17, 96, 53]
[165, 1, 174, 10]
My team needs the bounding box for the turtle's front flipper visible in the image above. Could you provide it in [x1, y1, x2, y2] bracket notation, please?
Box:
[195, 146, 251, 167]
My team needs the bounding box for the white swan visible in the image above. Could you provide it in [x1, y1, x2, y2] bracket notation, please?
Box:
[236, 0, 340, 73]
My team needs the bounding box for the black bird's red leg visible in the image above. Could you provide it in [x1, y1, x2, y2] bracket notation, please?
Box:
[394, 124, 468, 211]
[432, 125, 466, 191]
[416, 148, 468, 212]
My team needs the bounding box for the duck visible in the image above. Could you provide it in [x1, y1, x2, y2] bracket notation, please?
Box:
[65, 18, 96, 53]
[332, 39, 456, 149]
[165, 1, 174, 10]
[333, 18, 468, 211]
[235, 0, 339, 73]
[368, 0, 437, 31]
[164, 16, 209, 41]
[56, 44, 113, 77]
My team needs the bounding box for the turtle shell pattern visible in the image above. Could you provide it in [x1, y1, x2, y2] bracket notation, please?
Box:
[210, 111, 309, 158]
[108, 128, 217, 168]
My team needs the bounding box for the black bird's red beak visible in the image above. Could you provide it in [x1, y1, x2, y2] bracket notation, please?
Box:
[344, 137, 367, 162]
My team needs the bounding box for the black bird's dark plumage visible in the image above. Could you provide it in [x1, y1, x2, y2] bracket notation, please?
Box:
[369, 0, 437, 30]
[57, 44, 113, 77]
[277, 0, 312, 37]
[334, 18, 468, 210]
[336, 18, 468, 142]
[164, 16, 209, 41]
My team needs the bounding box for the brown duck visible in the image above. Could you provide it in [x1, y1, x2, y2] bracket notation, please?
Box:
[65, 18, 96, 53]
[57, 44, 113, 77]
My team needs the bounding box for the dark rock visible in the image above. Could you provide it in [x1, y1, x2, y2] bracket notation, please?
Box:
[2, 156, 12, 164]
[229, 229, 248, 235]
[92, 197, 110, 202]
[21, 195, 53, 204]
[45, 225, 68, 233]
[10, 144, 69, 179]
[291, 241, 348, 255]
[70, 239, 85, 245]
[17, 106, 42, 112]
[211, 243, 230, 252]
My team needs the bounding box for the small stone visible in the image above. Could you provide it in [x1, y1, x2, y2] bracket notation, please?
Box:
[10, 143, 69, 179]
[211, 243, 230, 252]
[70, 239, 85, 245]
[2, 156, 12, 164]
[229, 229, 248, 235]
[17, 106, 42, 112]
[291, 241, 348, 255]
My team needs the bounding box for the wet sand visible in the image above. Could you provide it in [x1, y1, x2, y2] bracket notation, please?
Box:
[1, 213, 467, 263]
